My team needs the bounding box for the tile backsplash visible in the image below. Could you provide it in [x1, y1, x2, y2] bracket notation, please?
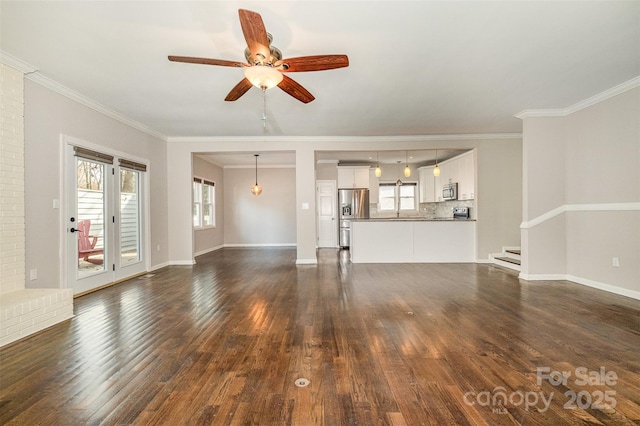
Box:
[370, 199, 475, 219]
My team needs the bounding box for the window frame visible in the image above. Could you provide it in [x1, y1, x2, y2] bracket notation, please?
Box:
[377, 181, 419, 213]
[193, 177, 216, 229]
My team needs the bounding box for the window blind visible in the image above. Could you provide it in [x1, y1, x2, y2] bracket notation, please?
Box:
[73, 146, 114, 164]
[119, 158, 147, 172]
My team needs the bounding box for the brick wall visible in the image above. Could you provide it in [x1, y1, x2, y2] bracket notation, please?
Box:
[0, 63, 73, 347]
[0, 63, 26, 295]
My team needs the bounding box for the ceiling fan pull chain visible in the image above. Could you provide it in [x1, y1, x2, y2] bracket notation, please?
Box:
[262, 88, 268, 130]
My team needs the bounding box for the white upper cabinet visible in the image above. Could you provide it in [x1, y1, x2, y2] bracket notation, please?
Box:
[455, 150, 475, 200]
[338, 167, 370, 189]
[432, 150, 476, 202]
[418, 166, 436, 202]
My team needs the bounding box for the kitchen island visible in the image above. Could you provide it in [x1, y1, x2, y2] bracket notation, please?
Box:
[350, 218, 476, 263]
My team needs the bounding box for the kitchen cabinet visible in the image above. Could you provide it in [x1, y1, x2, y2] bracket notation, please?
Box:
[456, 150, 475, 200]
[434, 161, 452, 202]
[351, 220, 476, 263]
[338, 167, 370, 189]
[418, 166, 436, 202]
[433, 150, 475, 201]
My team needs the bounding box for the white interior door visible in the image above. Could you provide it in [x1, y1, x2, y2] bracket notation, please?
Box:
[316, 180, 337, 247]
[65, 143, 147, 295]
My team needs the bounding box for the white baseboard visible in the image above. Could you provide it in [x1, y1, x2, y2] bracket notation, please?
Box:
[518, 273, 566, 281]
[169, 260, 196, 266]
[296, 258, 318, 265]
[566, 274, 640, 301]
[194, 244, 224, 257]
[149, 261, 170, 271]
[476, 258, 493, 264]
[519, 273, 640, 301]
[224, 243, 297, 248]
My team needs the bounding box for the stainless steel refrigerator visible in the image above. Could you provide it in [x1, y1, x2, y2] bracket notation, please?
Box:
[338, 188, 369, 248]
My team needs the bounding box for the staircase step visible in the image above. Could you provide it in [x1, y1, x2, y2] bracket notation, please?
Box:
[505, 249, 521, 256]
[494, 256, 521, 266]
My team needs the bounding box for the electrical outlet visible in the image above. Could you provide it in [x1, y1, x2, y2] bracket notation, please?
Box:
[612, 257, 620, 267]
[30, 269, 38, 280]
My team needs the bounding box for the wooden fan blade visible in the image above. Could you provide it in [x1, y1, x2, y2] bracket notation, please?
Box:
[238, 9, 270, 63]
[225, 78, 253, 101]
[277, 75, 315, 103]
[275, 55, 349, 72]
[168, 55, 245, 68]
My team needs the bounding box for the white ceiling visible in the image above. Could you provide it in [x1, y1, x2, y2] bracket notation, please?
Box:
[1, 1, 638, 145]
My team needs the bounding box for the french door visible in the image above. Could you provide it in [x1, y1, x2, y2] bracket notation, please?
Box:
[65, 142, 147, 295]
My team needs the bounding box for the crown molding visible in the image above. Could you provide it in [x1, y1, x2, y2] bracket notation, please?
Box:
[167, 133, 522, 144]
[223, 164, 296, 169]
[0, 50, 38, 73]
[515, 75, 640, 119]
[1, 50, 167, 142]
[28, 73, 168, 141]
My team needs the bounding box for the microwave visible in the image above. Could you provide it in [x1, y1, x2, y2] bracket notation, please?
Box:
[443, 183, 458, 200]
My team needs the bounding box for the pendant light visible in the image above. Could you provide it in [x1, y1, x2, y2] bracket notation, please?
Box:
[251, 154, 262, 196]
[375, 152, 382, 178]
[433, 149, 441, 177]
[396, 161, 403, 186]
[404, 151, 411, 178]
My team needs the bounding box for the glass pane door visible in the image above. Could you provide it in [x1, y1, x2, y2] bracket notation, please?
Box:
[120, 169, 140, 266]
[76, 158, 107, 276]
[66, 142, 148, 294]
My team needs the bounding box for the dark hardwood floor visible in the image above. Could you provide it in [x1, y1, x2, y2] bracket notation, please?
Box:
[1, 248, 639, 425]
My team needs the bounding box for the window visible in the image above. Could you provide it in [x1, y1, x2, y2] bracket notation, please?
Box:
[378, 182, 418, 212]
[193, 178, 215, 228]
[202, 181, 215, 226]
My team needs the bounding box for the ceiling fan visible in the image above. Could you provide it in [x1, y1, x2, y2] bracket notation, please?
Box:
[168, 9, 349, 104]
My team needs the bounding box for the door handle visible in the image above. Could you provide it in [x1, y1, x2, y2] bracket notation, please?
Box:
[69, 227, 82, 233]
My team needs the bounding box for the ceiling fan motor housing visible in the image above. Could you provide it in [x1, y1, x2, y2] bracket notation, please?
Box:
[244, 33, 283, 66]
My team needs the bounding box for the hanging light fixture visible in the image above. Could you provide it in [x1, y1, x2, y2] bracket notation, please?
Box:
[396, 161, 403, 186]
[251, 154, 263, 196]
[433, 149, 441, 177]
[375, 152, 382, 178]
[404, 151, 411, 178]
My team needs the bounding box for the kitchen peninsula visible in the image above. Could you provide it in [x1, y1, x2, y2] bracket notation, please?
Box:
[350, 218, 475, 263]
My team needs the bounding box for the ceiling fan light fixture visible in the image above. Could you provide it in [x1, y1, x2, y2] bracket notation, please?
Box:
[244, 65, 283, 90]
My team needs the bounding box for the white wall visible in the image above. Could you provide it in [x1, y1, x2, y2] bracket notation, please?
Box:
[223, 167, 296, 246]
[475, 140, 522, 258]
[520, 85, 639, 298]
[23, 80, 169, 288]
[192, 155, 224, 256]
[166, 136, 522, 265]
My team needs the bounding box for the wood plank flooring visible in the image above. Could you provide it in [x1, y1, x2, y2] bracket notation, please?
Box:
[1, 248, 639, 425]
